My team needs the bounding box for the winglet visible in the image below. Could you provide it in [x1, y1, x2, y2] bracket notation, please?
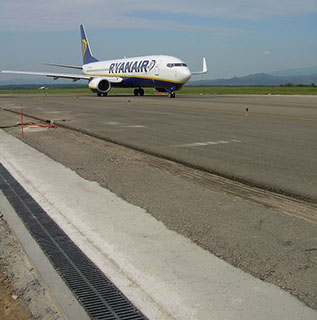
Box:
[191, 57, 208, 75]
[202, 57, 207, 73]
[80, 25, 99, 65]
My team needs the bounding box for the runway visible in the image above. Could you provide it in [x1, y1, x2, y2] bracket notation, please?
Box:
[1, 94, 317, 201]
[1, 94, 317, 314]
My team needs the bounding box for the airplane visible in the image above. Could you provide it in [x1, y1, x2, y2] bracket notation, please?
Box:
[1, 25, 207, 98]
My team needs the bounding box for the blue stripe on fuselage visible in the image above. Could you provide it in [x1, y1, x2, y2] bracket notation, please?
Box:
[112, 76, 183, 90]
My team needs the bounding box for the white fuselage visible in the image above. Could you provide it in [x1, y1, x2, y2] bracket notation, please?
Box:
[83, 55, 192, 91]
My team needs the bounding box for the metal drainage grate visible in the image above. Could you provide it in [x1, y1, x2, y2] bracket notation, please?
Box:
[0, 163, 148, 320]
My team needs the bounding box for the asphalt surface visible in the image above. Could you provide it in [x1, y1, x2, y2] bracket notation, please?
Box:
[1, 94, 316, 201]
[0, 94, 317, 310]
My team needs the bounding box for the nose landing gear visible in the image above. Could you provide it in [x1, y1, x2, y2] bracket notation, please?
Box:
[168, 92, 176, 98]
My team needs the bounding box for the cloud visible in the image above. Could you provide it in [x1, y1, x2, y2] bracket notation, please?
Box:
[264, 50, 271, 55]
[0, 0, 316, 32]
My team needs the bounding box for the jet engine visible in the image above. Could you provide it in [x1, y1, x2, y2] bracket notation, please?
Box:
[89, 78, 111, 93]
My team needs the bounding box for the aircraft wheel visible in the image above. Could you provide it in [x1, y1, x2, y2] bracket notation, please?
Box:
[140, 88, 144, 96]
[134, 89, 139, 96]
[102, 92, 108, 97]
[97, 92, 102, 97]
[168, 92, 176, 98]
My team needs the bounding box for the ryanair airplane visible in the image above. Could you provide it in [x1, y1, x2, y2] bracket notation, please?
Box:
[1, 25, 207, 98]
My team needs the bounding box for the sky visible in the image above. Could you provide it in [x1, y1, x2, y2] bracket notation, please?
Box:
[0, 0, 316, 81]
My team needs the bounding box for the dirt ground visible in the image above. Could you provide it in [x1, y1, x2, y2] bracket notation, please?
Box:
[0, 213, 63, 320]
[0, 267, 29, 320]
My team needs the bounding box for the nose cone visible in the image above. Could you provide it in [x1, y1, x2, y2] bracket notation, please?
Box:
[180, 68, 191, 83]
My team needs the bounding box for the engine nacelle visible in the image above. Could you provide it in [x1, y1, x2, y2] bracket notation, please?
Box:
[89, 78, 111, 93]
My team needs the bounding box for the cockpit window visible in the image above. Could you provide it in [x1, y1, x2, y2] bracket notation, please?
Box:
[167, 63, 187, 68]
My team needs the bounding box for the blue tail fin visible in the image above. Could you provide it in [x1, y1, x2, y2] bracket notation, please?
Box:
[80, 25, 99, 65]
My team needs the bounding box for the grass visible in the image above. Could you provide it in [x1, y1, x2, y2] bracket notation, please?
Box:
[0, 86, 316, 95]
[182, 86, 317, 95]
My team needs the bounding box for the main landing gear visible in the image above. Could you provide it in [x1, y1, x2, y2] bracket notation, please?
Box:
[134, 88, 145, 96]
[97, 92, 108, 97]
[168, 92, 176, 98]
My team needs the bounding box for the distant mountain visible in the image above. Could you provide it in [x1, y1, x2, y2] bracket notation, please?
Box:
[188, 73, 317, 86]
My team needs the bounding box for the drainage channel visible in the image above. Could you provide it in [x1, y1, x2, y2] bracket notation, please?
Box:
[0, 163, 148, 320]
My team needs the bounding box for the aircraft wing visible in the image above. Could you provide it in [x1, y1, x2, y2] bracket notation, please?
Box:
[1, 70, 90, 82]
[43, 63, 83, 70]
[0, 70, 123, 83]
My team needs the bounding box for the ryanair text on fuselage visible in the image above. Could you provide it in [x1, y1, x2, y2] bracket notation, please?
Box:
[109, 60, 156, 74]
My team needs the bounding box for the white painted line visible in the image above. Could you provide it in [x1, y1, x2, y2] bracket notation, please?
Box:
[0, 130, 315, 320]
[179, 142, 208, 147]
[123, 125, 146, 128]
[173, 139, 242, 148]
[105, 121, 119, 125]
[24, 127, 48, 132]
[105, 122, 146, 128]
